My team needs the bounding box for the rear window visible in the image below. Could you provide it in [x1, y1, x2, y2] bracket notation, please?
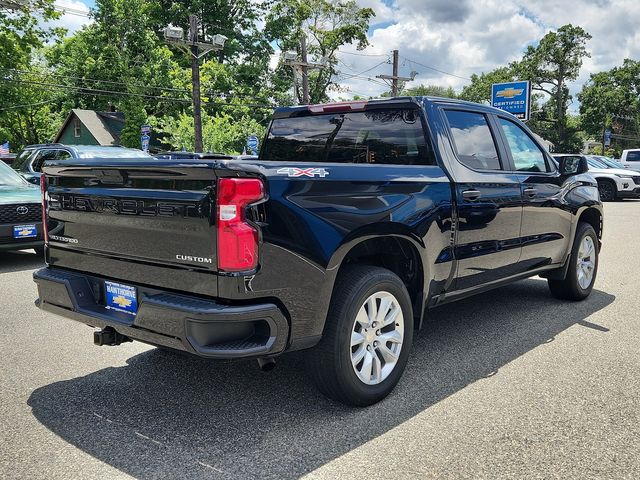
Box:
[262, 108, 436, 165]
[627, 151, 640, 162]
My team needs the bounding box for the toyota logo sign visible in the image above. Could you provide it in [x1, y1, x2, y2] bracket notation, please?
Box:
[16, 206, 29, 215]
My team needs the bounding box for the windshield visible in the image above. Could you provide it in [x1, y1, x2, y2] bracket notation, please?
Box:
[596, 156, 625, 169]
[586, 157, 608, 169]
[0, 160, 28, 187]
[76, 147, 152, 159]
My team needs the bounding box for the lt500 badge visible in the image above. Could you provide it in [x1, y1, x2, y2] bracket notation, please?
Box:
[277, 167, 329, 178]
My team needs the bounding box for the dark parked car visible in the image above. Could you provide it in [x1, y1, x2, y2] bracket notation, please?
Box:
[34, 97, 603, 406]
[12, 144, 153, 184]
[1, 153, 17, 165]
[0, 160, 45, 255]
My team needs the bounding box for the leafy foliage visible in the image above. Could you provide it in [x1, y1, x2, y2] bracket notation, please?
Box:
[158, 109, 266, 154]
[578, 59, 640, 154]
[265, 0, 374, 104]
[0, 1, 63, 146]
[517, 24, 591, 151]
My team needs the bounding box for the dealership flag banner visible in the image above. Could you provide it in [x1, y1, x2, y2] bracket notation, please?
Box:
[0, 142, 8, 154]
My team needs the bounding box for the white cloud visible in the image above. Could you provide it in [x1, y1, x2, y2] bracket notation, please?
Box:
[332, 0, 639, 104]
[50, 0, 92, 36]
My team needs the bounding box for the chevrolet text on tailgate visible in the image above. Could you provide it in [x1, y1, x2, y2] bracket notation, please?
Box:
[34, 97, 603, 406]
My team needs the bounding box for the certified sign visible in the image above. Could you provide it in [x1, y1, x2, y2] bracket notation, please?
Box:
[491, 81, 531, 121]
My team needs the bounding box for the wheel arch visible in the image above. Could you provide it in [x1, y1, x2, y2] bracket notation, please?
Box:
[326, 231, 428, 330]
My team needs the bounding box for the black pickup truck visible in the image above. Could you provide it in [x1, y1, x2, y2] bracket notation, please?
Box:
[34, 97, 603, 406]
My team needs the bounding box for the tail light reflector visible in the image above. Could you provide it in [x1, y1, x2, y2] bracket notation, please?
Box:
[217, 178, 264, 272]
[40, 174, 48, 243]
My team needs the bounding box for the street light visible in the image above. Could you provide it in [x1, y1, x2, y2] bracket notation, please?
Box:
[212, 34, 228, 48]
[163, 25, 184, 41]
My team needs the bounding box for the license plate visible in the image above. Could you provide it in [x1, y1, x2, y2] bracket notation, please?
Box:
[13, 224, 37, 239]
[105, 281, 138, 316]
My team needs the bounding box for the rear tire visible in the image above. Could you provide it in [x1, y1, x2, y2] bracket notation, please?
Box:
[548, 222, 598, 301]
[306, 265, 414, 406]
[597, 180, 616, 202]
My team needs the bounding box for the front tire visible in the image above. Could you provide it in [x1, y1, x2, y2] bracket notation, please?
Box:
[597, 180, 617, 202]
[548, 222, 598, 301]
[306, 265, 414, 406]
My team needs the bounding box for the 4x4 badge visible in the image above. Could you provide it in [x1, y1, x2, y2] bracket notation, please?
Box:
[277, 167, 329, 178]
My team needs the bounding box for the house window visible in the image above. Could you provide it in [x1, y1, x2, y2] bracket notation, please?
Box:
[74, 118, 81, 138]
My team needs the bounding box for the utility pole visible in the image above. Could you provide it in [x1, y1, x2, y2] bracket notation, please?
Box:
[392, 49, 399, 96]
[300, 35, 310, 105]
[283, 36, 327, 105]
[163, 20, 227, 153]
[189, 15, 203, 153]
[377, 49, 417, 97]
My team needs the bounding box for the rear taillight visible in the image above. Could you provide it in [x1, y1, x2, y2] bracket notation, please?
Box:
[40, 174, 48, 243]
[217, 177, 264, 272]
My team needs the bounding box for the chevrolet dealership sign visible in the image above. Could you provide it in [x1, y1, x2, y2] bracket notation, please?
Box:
[491, 81, 531, 121]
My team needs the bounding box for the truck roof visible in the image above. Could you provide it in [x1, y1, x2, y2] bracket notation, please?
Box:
[272, 96, 514, 119]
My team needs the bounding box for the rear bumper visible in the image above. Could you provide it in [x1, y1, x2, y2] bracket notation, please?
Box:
[0, 240, 43, 251]
[33, 267, 289, 359]
[0, 221, 44, 250]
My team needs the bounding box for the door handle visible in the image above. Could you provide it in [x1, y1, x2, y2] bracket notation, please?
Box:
[462, 189, 482, 201]
[523, 187, 537, 197]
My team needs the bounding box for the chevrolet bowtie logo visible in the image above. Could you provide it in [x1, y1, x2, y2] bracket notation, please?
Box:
[496, 87, 524, 99]
[112, 295, 132, 308]
[17, 228, 32, 236]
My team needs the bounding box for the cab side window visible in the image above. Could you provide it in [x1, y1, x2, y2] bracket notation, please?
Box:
[444, 110, 501, 170]
[56, 150, 72, 161]
[498, 118, 549, 173]
[32, 150, 58, 172]
[13, 150, 33, 171]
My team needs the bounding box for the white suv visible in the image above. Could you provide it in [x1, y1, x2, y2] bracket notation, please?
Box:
[553, 154, 640, 201]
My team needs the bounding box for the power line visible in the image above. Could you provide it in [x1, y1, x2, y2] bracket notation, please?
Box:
[1, 77, 192, 103]
[1, 67, 275, 103]
[334, 72, 388, 87]
[338, 50, 389, 57]
[1, 77, 278, 109]
[53, 2, 91, 18]
[400, 56, 471, 82]
[0, 100, 54, 112]
[345, 60, 390, 78]
[0, 67, 190, 95]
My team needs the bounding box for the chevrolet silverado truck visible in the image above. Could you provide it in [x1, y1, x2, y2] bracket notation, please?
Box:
[33, 97, 603, 406]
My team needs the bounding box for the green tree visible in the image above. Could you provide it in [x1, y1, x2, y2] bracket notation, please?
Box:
[459, 67, 515, 103]
[517, 24, 591, 151]
[578, 59, 640, 154]
[401, 84, 457, 98]
[46, 0, 183, 145]
[159, 109, 266, 154]
[0, 0, 63, 147]
[265, 0, 374, 104]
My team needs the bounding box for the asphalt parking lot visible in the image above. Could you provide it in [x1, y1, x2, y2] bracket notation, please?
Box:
[1, 202, 639, 480]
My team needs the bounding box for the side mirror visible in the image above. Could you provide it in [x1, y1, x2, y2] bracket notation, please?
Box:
[558, 156, 588, 175]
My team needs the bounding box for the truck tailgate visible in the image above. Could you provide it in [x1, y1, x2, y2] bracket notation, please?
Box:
[43, 161, 219, 295]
